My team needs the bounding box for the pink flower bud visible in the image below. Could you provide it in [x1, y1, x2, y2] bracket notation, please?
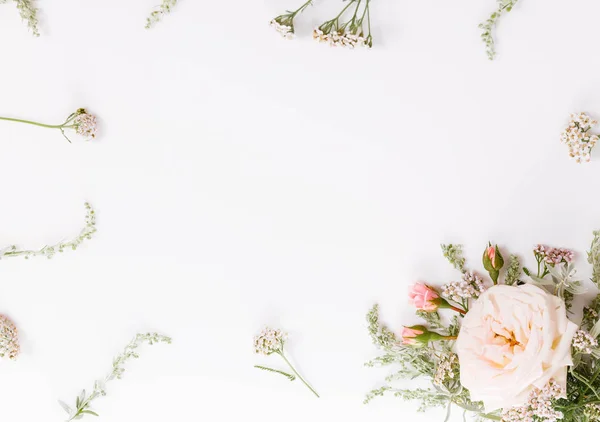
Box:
[401, 326, 424, 345]
[408, 283, 440, 312]
[486, 246, 496, 267]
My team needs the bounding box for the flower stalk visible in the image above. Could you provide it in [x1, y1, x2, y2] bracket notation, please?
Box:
[0, 108, 97, 142]
[253, 327, 319, 398]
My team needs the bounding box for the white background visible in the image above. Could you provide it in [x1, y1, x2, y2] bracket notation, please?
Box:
[0, 0, 599, 421]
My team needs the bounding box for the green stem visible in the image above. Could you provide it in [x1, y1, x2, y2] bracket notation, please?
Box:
[0, 116, 65, 129]
[572, 371, 600, 401]
[292, 0, 313, 17]
[278, 351, 320, 398]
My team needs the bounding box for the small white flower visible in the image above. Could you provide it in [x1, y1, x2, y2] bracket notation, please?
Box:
[254, 327, 286, 355]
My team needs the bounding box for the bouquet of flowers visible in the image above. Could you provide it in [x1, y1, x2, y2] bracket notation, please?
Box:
[365, 235, 600, 422]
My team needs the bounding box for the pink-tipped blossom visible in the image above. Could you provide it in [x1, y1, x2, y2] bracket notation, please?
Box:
[401, 326, 424, 345]
[408, 283, 440, 312]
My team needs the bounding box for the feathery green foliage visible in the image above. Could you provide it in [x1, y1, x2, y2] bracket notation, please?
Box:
[479, 0, 520, 60]
[59, 333, 171, 421]
[0, 202, 96, 260]
[441, 244, 466, 273]
[1, 0, 39, 36]
[146, 0, 178, 29]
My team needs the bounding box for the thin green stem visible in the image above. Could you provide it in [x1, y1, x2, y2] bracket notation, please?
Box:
[292, 0, 313, 17]
[572, 371, 600, 401]
[278, 351, 320, 398]
[0, 116, 65, 129]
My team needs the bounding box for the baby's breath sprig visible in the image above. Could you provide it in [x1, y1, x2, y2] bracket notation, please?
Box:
[0, 108, 98, 143]
[253, 327, 320, 398]
[313, 0, 373, 49]
[145, 0, 178, 29]
[270, 0, 313, 40]
[1, 202, 96, 260]
[58, 333, 172, 421]
[479, 0, 520, 60]
[0, 0, 39, 36]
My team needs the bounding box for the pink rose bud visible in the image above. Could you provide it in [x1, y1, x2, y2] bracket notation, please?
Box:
[408, 283, 440, 312]
[482, 243, 504, 284]
[401, 325, 453, 346]
[401, 325, 426, 345]
[486, 246, 496, 267]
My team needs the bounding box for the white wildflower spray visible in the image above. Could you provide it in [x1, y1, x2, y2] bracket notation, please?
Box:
[269, 0, 313, 40]
[253, 326, 319, 397]
[560, 112, 599, 163]
[314, 0, 373, 49]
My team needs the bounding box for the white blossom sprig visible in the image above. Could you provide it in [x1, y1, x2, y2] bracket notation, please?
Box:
[0, 108, 98, 143]
[0, 202, 96, 260]
[313, 0, 373, 49]
[253, 327, 319, 398]
[58, 333, 172, 421]
[479, 0, 520, 60]
[561, 112, 599, 163]
[145, 0, 178, 29]
[0, 0, 39, 36]
[0, 314, 20, 360]
[269, 0, 313, 40]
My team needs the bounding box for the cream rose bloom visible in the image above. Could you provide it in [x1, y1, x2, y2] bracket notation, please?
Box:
[455, 284, 577, 411]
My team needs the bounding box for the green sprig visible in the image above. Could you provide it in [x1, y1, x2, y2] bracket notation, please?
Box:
[59, 333, 171, 421]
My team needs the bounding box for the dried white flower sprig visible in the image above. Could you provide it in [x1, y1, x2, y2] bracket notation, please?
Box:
[58, 333, 172, 421]
[146, 0, 178, 29]
[0, 0, 39, 36]
[269, 0, 313, 40]
[560, 112, 599, 163]
[253, 327, 320, 398]
[0, 202, 96, 260]
[270, 0, 373, 48]
[0, 314, 20, 360]
[0, 108, 98, 143]
[313, 0, 373, 49]
[480, 0, 520, 60]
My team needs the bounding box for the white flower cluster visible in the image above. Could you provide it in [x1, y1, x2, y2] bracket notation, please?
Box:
[442, 271, 486, 302]
[501, 380, 565, 422]
[560, 112, 599, 163]
[270, 19, 294, 40]
[312, 29, 370, 49]
[585, 403, 600, 419]
[74, 111, 98, 140]
[534, 245, 575, 265]
[433, 353, 458, 388]
[254, 327, 286, 355]
[0, 314, 20, 360]
[573, 330, 598, 354]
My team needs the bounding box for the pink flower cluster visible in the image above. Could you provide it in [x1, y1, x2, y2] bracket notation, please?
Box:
[534, 245, 574, 265]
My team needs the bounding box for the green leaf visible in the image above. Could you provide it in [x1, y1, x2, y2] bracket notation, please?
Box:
[81, 411, 99, 417]
[58, 400, 72, 415]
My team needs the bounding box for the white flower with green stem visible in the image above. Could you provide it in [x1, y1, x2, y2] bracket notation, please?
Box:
[270, 0, 313, 39]
[0, 108, 97, 143]
[253, 327, 319, 398]
[313, 0, 373, 48]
